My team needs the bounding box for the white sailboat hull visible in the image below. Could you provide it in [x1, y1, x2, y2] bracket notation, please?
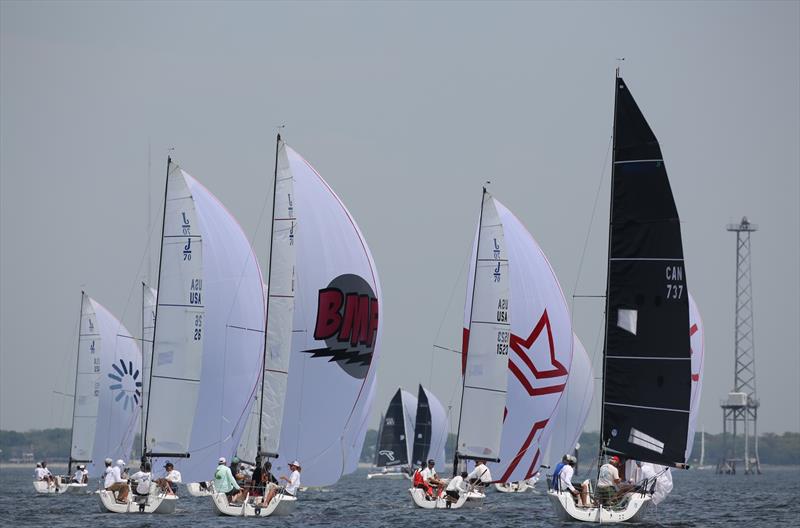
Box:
[33, 479, 88, 494]
[96, 489, 177, 514]
[367, 470, 409, 480]
[547, 489, 650, 523]
[408, 488, 483, 510]
[211, 492, 297, 517]
[185, 482, 214, 496]
[494, 481, 531, 493]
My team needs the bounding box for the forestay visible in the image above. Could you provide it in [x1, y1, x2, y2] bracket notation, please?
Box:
[601, 77, 691, 468]
[90, 299, 142, 477]
[492, 199, 572, 482]
[458, 190, 509, 463]
[542, 334, 593, 469]
[686, 293, 704, 460]
[279, 142, 382, 486]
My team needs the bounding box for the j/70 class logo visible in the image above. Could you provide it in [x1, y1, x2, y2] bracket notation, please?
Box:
[304, 274, 379, 379]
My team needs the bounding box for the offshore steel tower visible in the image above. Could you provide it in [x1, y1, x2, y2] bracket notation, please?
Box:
[718, 217, 761, 475]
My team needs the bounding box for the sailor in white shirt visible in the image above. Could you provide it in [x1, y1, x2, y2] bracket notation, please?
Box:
[38, 461, 56, 485]
[467, 459, 492, 486]
[103, 457, 129, 503]
[422, 459, 446, 497]
[156, 461, 181, 494]
[129, 462, 153, 495]
[596, 455, 622, 504]
[264, 460, 302, 506]
[34, 463, 46, 480]
[72, 464, 88, 484]
[559, 455, 591, 507]
[444, 471, 469, 507]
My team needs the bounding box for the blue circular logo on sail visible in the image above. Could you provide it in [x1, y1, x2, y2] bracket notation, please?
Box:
[107, 359, 142, 412]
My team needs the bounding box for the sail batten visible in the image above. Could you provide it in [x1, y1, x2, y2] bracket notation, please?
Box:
[601, 77, 690, 468]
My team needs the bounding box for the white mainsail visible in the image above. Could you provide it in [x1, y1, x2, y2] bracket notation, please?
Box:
[70, 293, 101, 471]
[458, 190, 510, 462]
[542, 333, 593, 468]
[146, 161, 265, 484]
[90, 298, 142, 477]
[686, 293, 704, 460]
[279, 143, 382, 486]
[463, 198, 573, 482]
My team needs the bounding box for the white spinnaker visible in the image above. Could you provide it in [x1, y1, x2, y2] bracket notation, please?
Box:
[686, 293, 704, 460]
[458, 191, 509, 462]
[463, 198, 573, 482]
[90, 299, 141, 477]
[542, 333, 593, 469]
[183, 171, 265, 483]
[146, 162, 205, 460]
[423, 387, 448, 467]
[70, 293, 101, 469]
[401, 390, 419, 464]
[278, 143, 382, 486]
[344, 373, 377, 474]
[141, 284, 156, 448]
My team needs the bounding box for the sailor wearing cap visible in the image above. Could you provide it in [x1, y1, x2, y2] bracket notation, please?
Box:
[71, 464, 89, 484]
[104, 457, 129, 503]
[155, 461, 182, 495]
[215, 456, 247, 505]
[597, 455, 622, 504]
[262, 460, 302, 506]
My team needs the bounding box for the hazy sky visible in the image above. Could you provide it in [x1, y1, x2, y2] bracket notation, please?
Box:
[1, 1, 798, 437]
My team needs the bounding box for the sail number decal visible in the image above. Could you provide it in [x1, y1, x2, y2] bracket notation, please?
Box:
[665, 265, 684, 300]
[194, 314, 203, 341]
[497, 329, 509, 356]
[497, 298, 508, 322]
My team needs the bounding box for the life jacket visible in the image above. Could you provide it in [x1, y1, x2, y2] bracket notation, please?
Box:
[551, 462, 565, 490]
[413, 469, 432, 495]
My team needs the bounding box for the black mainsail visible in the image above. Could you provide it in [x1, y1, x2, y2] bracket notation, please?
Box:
[375, 388, 410, 468]
[411, 384, 432, 466]
[600, 75, 691, 468]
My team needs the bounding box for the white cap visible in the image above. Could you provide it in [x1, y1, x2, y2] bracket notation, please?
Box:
[289, 460, 301, 468]
[218, 457, 226, 464]
[116, 459, 125, 466]
[105, 458, 113, 464]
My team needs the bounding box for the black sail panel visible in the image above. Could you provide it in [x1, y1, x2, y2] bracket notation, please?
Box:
[601, 77, 691, 468]
[411, 384, 433, 466]
[375, 388, 409, 467]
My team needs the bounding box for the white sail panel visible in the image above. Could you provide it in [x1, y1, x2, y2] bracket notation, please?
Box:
[343, 374, 377, 475]
[70, 293, 101, 467]
[401, 390, 418, 464]
[542, 333, 593, 469]
[486, 199, 572, 482]
[145, 162, 205, 459]
[90, 299, 141, 477]
[424, 387, 449, 467]
[279, 143, 382, 486]
[686, 293, 704, 460]
[459, 192, 509, 462]
[141, 284, 157, 449]
[183, 171, 265, 483]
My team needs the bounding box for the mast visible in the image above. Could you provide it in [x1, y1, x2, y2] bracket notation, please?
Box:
[255, 133, 282, 461]
[143, 156, 171, 460]
[598, 70, 620, 475]
[453, 186, 487, 477]
[140, 282, 147, 458]
[67, 290, 85, 477]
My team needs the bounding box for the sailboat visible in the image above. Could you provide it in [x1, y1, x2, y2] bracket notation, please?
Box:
[548, 73, 692, 523]
[516, 333, 594, 494]
[367, 388, 417, 479]
[210, 134, 298, 517]
[410, 385, 449, 473]
[98, 157, 265, 513]
[275, 137, 382, 488]
[36, 292, 142, 495]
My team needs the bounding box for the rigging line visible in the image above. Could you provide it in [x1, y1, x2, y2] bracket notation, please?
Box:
[570, 134, 613, 318]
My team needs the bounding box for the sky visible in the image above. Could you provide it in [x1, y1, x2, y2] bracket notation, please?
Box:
[1, 1, 798, 437]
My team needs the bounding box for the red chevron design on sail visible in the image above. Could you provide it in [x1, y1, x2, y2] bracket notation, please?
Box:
[498, 419, 548, 482]
[508, 309, 568, 396]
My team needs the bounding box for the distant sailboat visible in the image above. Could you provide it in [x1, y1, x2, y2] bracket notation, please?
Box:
[548, 73, 692, 523]
[410, 385, 449, 472]
[367, 389, 417, 479]
[36, 291, 141, 495]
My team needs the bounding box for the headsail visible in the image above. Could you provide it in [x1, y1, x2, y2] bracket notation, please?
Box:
[90, 298, 142, 477]
[542, 333, 593, 469]
[69, 292, 101, 473]
[375, 389, 417, 468]
[686, 293, 704, 460]
[601, 77, 691, 468]
[279, 142, 382, 486]
[411, 385, 448, 467]
[457, 189, 510, 464]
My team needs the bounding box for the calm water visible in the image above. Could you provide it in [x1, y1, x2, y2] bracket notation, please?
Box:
[1, 466, 798, 527]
